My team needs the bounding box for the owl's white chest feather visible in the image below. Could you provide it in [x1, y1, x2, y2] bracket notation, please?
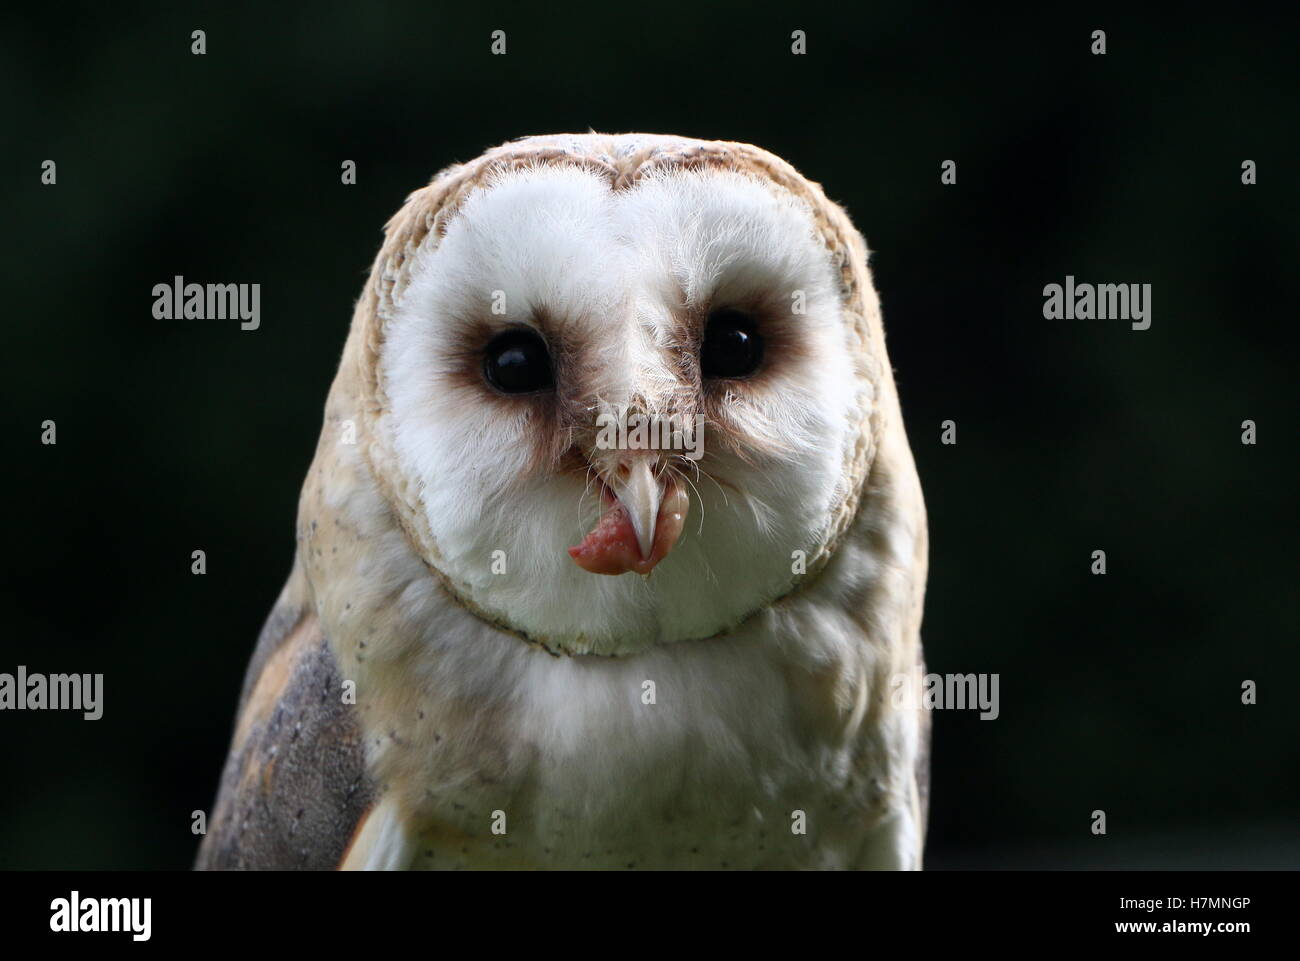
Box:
[327, 515, 921, 871]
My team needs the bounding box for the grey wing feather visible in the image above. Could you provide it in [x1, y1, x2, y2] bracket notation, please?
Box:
[195, 571, 375, 870]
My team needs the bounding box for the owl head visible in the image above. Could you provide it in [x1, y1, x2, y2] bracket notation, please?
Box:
[324, 134, 901, 657]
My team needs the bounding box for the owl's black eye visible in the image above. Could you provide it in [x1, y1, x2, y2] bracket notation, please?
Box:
[483, 329, 554, 394]
[700, 308, 764, 379]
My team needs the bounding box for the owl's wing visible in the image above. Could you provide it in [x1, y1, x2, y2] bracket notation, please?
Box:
[195, 565, 375, 870]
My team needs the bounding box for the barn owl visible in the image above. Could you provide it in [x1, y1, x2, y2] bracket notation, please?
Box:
[196, 133, 929, 871]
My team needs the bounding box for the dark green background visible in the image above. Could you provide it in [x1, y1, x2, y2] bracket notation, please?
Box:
[2, 2, 1295, 869]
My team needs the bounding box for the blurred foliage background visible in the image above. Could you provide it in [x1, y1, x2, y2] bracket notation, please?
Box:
[1, 2, 1295, 869]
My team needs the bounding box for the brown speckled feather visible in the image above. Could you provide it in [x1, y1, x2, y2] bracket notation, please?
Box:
[195, 568, 374, 870]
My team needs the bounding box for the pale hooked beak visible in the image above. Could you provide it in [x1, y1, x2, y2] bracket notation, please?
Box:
[568, 454, 689, 576]
[608, 459, 661, 560]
